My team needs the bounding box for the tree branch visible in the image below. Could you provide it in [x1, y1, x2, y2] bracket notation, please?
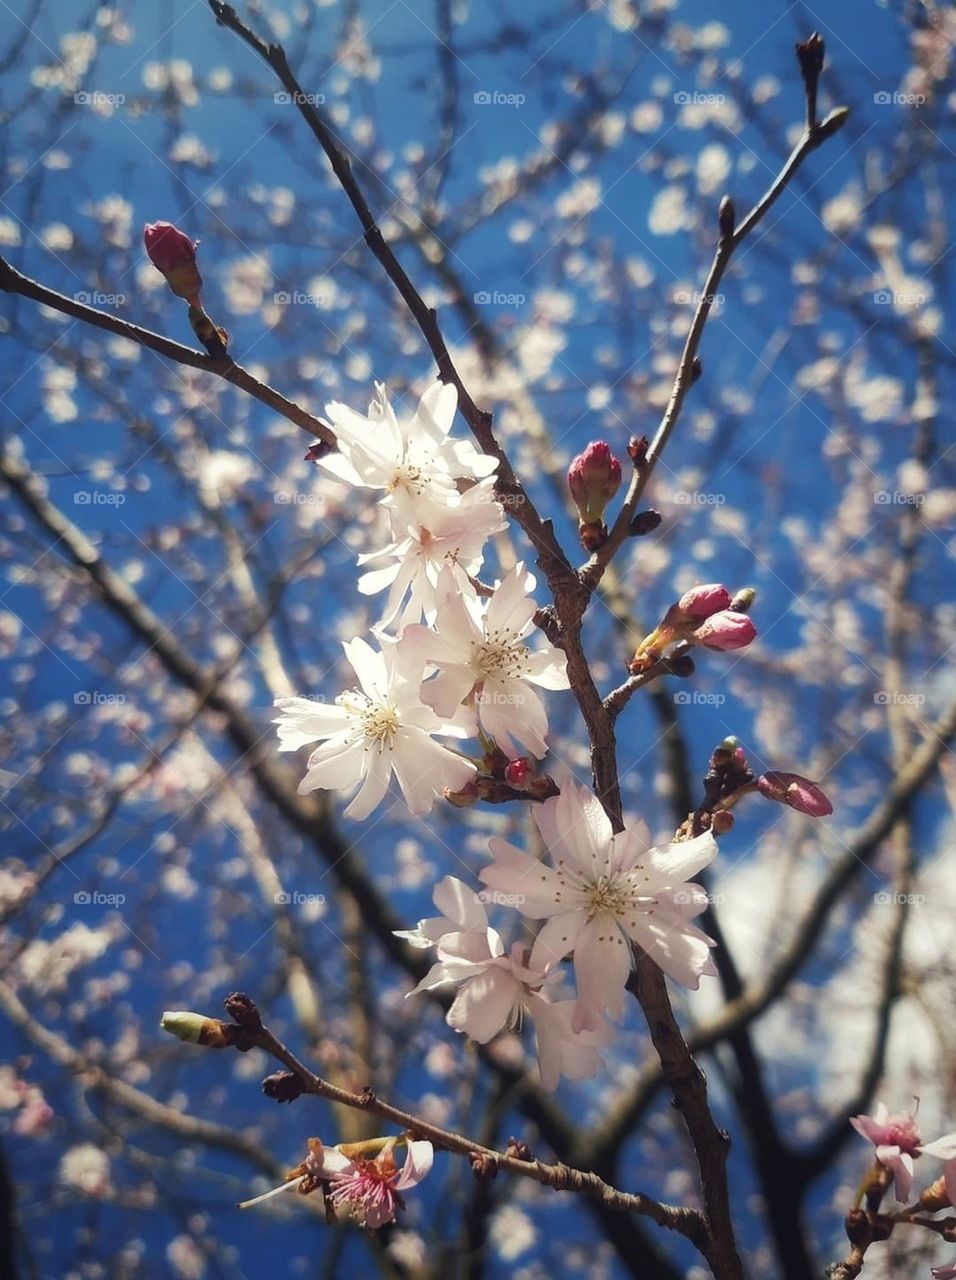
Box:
[0, 254, 334, 445]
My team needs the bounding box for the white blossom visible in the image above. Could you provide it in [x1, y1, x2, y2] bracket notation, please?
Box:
[479, 779, 718, 1030]
[402, 563, 569, 757]
[275, 636, 475, 820]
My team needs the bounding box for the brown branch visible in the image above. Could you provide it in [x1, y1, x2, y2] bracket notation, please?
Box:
[578, 102, 849, 598]
[205, 0, 576, 592]
[0, 977, 281, 1176]
[0, 254, 334, 446]
[196, 999, 709, 1247]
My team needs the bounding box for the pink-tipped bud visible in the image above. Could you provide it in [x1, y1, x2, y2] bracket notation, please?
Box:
[504, 757, 534, 789]
[144, 221, 203, 305]
[757, 771, 832, 817]
[693, 610, 757, 652]
[567, 441, 622, 524]
[673, 583, 732, 622]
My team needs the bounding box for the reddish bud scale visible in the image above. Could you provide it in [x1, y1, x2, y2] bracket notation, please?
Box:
[144, 221, 203, 305]
[757, 771, 833, 817]
[567, 441, 622, 524]
[693, 610, 757, 652]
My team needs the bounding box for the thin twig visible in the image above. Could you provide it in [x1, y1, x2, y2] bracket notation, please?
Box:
[578, 104, 849, 598]
[205, 0, 576, 591]
[0, 254, 334, 445]
[237, 1007, 709, 1245]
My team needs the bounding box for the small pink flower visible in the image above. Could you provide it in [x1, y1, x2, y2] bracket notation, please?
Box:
[674, 583, 731, 621]
[143, 221, 203, 305]
[693, 610, 757, 652]
[757, 772, 833, 817]
[319, 1139, 433, 1228]
[567, 442, 622, 524]
[851, 1103, 922, 1201]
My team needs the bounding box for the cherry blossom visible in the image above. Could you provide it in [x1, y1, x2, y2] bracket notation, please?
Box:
[849, 1103, 931, 1202]
[478, 779, 718, 1031]
[318, 1139, 433, 1228]
[356, 480, 505, 628]
[397, 875, 613, 1089]
[274, 637, 475, 819]
[402, 563, 569, 757]
[321, 380, 498, 522]
[239, 1137, 433, 1228]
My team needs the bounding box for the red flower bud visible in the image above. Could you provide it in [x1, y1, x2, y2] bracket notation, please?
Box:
[693, 610, 757, 652]
[757, 772, 832, 817]
[568, 441, 622, 524]
[144, 221, 203, 305]
[504, 757, 534, 789]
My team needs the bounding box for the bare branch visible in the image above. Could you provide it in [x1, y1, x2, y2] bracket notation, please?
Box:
[0, 253, 334, 445]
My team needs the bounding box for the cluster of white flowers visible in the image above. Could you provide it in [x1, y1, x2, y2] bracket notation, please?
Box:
[398, 779, 718, 1088]
[274, 379, 719, 1089]
[274, 379, 569, 818]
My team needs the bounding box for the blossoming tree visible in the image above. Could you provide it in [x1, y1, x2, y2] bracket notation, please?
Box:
[1, 3, 954, 1279]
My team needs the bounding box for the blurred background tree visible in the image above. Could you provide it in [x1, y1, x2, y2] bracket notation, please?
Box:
[0, 1, 954, 1277]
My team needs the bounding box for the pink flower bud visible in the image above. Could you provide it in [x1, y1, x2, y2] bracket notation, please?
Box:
[675, 583, 732, 621]
[693, 610, 757, 651]
[144, 221, 203, 305]
[567, 441, 622, 524]
[504, 757, 534, 788]
[757, 772, 833, 817]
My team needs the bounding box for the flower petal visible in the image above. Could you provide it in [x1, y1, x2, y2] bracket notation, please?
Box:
[394, 1139, 434, 1191]
[446, 967, 519, 1042]
[273, 697, 349, 749]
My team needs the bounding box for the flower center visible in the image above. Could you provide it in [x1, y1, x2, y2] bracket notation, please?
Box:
[472, 631, 531, 679]
[340, 692, 400, 750]
[389, 462, 426, 494]
[583, 873, 643, 921]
